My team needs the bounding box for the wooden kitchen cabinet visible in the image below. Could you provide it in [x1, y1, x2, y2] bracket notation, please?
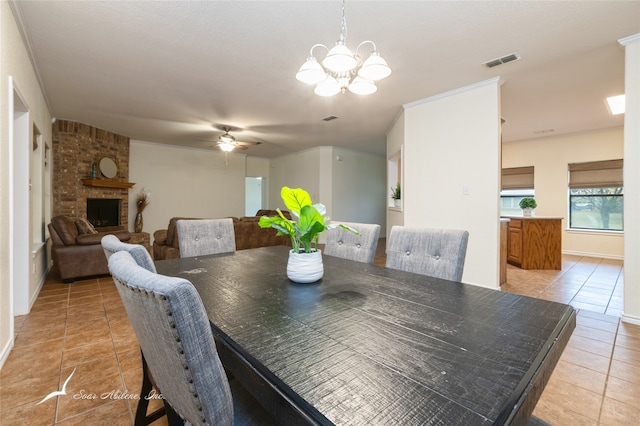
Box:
[504, 217, 562, 270]
[500, 218, 509, 285]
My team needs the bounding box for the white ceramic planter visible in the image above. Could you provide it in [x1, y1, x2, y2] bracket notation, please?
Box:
[287, 249, 323, 283]
[523, 207, 533, 217]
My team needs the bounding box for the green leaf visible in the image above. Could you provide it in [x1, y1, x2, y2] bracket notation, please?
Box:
[338, 223, 360, 235]
[281, 187, 312, 214]
[298, 205, 324, 233]
[258, 215, 282, 229]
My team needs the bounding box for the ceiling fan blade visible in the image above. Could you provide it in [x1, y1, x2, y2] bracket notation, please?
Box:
[234, 141, 262, 146]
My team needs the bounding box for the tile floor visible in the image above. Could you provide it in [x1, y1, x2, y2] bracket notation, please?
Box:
[1, 250, 638, 425]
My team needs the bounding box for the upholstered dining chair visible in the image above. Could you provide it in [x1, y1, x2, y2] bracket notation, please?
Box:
[102, 234, 165, 424]
[386, 226, 469, 282]
[324, 221, 381, 264]
[108, 251, 275, 425]
[101, 234, 156, 273]
[177, 218, 236, 258]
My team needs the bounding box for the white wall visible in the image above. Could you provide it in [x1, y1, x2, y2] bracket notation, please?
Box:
[129, 141, 246, 242]
[502, 128, 624, 258]
[268, 146, 387, 239]
[1, 2, 53, 368]
[268, 148, 322, 208]
[246, 156, 270, 178]
[386, 111, 405, 239]
[330, 147, 386, 233]
[130, 143, 387, 247]
[402, 78, 502, 288]
[621, 34, 640, 324]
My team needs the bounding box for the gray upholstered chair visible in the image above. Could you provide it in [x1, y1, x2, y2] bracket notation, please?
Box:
[324, 221, 381, 264]
[385, 226, 469, 282]
[177, 218, 236, 258]
[102, 234, 164, 424]
[108, 251, 274, 425]
[101, 234, 156, 273]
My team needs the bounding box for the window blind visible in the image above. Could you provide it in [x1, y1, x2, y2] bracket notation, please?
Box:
[501, 166, 534, 190]
[568, 159, 623, 189]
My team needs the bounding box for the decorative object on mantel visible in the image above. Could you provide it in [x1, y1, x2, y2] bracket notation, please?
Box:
[99, 157, 118, 179]
[259, 187, 359, 283]
[519, 197, 537, 217]
[391, 183, 401, 208]
[135, 187, 151, 233]
[295, 0, 391, 96]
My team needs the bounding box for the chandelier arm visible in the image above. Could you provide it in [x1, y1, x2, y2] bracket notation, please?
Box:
[297, 0, 390, 96]
[355, 40, 378, 60]
[308, 43, 329, 58]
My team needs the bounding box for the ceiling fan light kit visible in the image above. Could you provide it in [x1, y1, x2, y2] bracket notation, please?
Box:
[212, 126, 261, 153]
[296, 0, 391, 97]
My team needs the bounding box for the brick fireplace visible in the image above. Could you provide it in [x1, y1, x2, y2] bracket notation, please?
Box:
[52, 120, 132, 229]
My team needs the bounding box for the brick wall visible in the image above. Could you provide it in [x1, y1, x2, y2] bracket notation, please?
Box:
[52, 120, 131, 229]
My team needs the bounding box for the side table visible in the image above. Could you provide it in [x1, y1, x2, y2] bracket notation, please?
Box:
[129, 232, 151, 256]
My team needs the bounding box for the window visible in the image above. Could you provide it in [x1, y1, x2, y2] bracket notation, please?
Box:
[501, 166, 534, 216]
[568, 160, 623, 231]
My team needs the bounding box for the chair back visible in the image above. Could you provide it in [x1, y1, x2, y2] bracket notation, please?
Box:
[386, 226, 469, 281]
[108, 251, 234, 425]
[324, 221, 381, 264]
[177, 218, 236, 258]
[101, 234, 156, 273]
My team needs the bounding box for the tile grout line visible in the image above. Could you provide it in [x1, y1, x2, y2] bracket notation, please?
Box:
[595, 317, 621, 425]
[53, 282, 72, 426]
[101, 278, 136, 424]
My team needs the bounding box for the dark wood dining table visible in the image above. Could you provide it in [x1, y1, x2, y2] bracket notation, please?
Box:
[155, 245, 576, 426]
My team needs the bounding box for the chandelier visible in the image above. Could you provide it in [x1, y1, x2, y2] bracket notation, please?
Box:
[295, 0, 391, 96]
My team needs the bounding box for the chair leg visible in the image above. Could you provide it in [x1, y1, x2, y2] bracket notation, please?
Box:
[163, 400, 184, 426]
[135, 351, 166, 425]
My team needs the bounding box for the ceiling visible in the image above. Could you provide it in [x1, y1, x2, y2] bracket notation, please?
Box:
[11, 1, 640, 158]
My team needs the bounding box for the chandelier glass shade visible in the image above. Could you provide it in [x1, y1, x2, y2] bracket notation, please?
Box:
[296, 2, 391, 96]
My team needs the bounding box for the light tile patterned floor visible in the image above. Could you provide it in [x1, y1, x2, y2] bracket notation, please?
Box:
[1, 251, 638, 425]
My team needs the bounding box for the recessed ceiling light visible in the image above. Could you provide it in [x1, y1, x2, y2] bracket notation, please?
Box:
[606, 94, 625, 115]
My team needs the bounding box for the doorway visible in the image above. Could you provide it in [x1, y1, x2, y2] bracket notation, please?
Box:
[11, 81, 31, 317]
[245, 177, 266, 216]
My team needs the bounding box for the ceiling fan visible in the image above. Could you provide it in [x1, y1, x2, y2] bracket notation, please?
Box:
[213, 126, 262, 152]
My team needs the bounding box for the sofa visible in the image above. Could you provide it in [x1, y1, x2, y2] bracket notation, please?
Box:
[153, 210, 291, 260]
[48, 215, 131, 282]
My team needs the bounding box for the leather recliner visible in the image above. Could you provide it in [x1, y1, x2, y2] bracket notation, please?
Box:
[48, 215, 131, 282]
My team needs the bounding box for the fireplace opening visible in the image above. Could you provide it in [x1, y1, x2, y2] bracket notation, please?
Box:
[87, 198, 120, 228]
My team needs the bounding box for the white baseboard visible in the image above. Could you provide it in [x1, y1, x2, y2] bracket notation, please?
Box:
[621, 313, 640, 326]
[562, 250, 624, 261]
[0, 336, 14, 371]
[25, 259, 51, 312]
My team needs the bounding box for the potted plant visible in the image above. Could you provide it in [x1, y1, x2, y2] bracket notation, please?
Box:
[519, 197, 537, 217]
[259, 187, 358, 283]
[391, 183, 401, 207]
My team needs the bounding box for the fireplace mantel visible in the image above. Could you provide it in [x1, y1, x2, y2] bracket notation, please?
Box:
[81, 179, 135, 189]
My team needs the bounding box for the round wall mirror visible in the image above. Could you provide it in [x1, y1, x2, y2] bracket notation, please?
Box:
[99, 157, 118, 179]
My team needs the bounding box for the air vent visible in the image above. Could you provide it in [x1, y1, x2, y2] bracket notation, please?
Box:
[483, 52, 521, 68]
[322, 116, 338, 122]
